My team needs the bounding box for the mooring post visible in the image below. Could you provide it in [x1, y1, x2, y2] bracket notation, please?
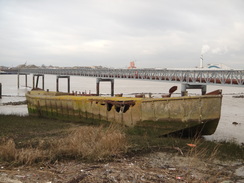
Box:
[36, 75, 39, 88]
[201, 85, 207, 95]
[32, 74, 35, 89]
[18, 73, 28, 88]
[0, 83, 2, 99]
[56, 75, 70, 93]
[96, 79, 100, 96]
[67, 76, 70, 93]
[56, 76, 59, 92]
[181, 83, 186, 96]
[25, 74, 27, 87]
[33, 74, 44, 90]
[96, 78, 114, 96]
[181, 83, 207, 96]
[42, 75, 44, 90]
[111, 79, 114, 96]
[17, 73, 20, 88]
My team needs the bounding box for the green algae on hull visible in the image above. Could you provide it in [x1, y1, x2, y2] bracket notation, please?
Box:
[26, 90, 222, 136]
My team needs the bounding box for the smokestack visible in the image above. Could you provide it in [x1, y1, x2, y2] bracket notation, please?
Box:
[200, 55, 203, 68]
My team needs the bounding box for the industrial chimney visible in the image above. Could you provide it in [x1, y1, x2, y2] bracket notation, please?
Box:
[200, 55, 203, 68]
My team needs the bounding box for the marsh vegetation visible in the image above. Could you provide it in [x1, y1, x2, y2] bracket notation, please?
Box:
[0, 115, 243, 182]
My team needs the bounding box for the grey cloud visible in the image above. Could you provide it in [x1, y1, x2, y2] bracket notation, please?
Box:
[0, 0, 244, 69]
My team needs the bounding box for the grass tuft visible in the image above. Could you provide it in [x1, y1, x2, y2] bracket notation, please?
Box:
[0, 138, 16, 162]
[53, 125, 128, 161]
[0, 123, 128, 165]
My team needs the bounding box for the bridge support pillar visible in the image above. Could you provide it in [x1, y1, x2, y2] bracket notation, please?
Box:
[56, 76, 70, 93]
[33, 74, 44, 90]
[96, 78, 114, 96]
[181, 84, 206, 96]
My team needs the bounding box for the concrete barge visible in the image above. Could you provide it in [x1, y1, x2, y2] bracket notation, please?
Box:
[25, 89, 222, 136]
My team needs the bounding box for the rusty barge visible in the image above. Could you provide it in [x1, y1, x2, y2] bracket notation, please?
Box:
[25, 86, 222, 136]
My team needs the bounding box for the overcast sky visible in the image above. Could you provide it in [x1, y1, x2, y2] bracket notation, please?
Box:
[0, 0, 244, 69]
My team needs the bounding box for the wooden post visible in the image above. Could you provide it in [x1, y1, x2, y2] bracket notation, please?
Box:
[0, 83, 2, 99]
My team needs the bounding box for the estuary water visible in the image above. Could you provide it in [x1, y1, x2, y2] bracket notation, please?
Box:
[0, 74, 243, 144]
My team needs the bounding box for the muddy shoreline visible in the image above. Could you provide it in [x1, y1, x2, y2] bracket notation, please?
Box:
[0, 152, 244, 183]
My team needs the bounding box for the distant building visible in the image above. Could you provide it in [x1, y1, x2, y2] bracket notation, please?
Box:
[207, 63, 231, 70]
[128, 61, 136, 69]
[0, 66, 8, 70]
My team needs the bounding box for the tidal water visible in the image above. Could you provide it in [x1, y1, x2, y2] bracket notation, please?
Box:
[0, 74, 243, 144]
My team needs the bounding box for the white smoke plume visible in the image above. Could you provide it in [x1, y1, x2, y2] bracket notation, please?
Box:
[212, 46, 228, 54]
[201, 44, 210, 55]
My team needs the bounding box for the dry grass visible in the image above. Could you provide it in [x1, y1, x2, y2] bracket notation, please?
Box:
[54, 125, 128, 160]
[0, 138, 51, 165]
[0, 139, 16, 161]
[0, 125, 128, 165]
[186, 138, 220, 162]
[0, 114, 243, 167]
[178, 138, 224, 182]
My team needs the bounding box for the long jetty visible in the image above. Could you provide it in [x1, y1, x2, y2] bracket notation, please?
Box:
[19, 68, 244, 86]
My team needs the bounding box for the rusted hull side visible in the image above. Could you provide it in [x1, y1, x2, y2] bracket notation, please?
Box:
[26, 90, 222, 136]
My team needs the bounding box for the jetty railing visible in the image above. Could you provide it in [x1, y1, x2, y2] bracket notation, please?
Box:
[19, 68, 244, 87]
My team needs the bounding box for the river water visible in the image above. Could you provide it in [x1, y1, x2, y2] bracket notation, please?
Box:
[0, 74, 243, 144]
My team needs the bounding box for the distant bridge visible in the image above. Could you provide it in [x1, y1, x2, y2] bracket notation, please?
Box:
[19, 68, 244, 87]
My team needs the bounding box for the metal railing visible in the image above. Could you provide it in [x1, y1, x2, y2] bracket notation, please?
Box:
[19, 68, 244, 87]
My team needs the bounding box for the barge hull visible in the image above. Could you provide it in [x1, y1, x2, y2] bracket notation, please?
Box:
[26, 90, 222, 136]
